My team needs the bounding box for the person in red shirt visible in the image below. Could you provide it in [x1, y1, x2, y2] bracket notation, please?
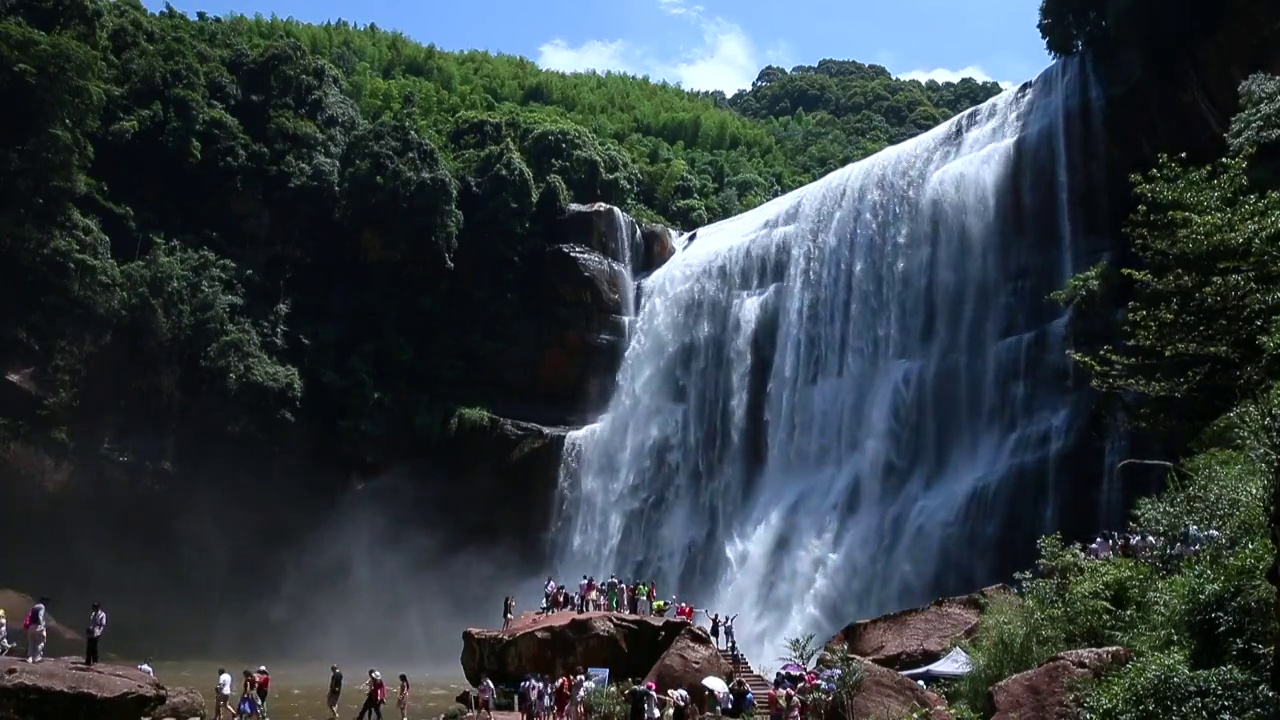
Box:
[357, 669, 386, 720]
[254, 666, 271, 718]
[554, 675, 572, 720]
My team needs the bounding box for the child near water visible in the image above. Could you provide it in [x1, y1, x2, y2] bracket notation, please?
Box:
[397, 673, 410, 720]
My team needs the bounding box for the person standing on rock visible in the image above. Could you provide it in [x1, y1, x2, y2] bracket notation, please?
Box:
[503, 596, 515, 630]
[723, 613, 738, 655]
[577, 576, 588, 613]
[606, 575, 620, 612]
[85, 602, 107, 666]
[543, 576, 557, 613]
[24, 596, 47, 663]
[0, 609, 13, 656]
[327, 664, 343, 720]
[703, 611, 722, 649]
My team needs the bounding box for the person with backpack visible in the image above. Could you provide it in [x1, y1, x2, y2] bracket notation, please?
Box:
[24, 597, 48, 663]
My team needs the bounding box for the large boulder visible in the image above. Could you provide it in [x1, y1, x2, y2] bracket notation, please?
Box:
[461, 612, 689, 687]
[642, 625, 729, 705]
[836, 659, 941, 720]
[0, 657, 204, 720]
[0, 590, 83, 658]
[150, 685, 207, 720]
[825, 585, 1012, 670]
[989, 647, 1131, 720]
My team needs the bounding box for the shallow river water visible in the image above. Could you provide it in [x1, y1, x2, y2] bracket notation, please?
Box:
[151, 661, 468, 720]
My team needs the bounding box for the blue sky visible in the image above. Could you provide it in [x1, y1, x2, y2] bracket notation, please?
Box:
[142, 0, 1052, 92]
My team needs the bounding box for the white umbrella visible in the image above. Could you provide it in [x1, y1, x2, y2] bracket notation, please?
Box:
[701, 676, 729, 695]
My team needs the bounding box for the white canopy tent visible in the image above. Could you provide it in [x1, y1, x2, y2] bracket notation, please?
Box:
[900, 647, 973, 680]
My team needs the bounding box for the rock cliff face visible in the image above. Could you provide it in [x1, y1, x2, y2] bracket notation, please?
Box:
[487, 203, 677, 426]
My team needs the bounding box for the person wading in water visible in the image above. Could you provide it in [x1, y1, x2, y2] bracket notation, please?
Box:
[357, 669, 386, 720]
[397, 673, 410, 720]
[327, 665, 343, 720]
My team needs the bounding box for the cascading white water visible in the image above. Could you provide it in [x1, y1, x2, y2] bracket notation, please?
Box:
[554, 58, 1112, 661]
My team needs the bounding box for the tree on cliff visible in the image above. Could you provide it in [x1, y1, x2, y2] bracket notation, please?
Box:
[1055, 72, 1280, 693]
[1037, 0, 1230, 58]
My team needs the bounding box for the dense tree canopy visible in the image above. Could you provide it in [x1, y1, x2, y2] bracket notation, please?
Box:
[0, 0, 998, 477]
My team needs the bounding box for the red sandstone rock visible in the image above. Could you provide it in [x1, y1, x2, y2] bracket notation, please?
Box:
[829, 658, 938, 720]
[460, 612, 690, 687]
[826, 585, 1013, 670]
[989, 647, 1131, 720]
[643, 625, 729, 706]
[0, 656, 205, 720]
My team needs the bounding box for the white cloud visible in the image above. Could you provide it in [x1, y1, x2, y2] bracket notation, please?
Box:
[536, 2, 778, 94]
[897, 65, 1016, 90]
[536, 38, 637, 75]
[661, 20, 760, 93]
[538, 3, 1004, 96]
[657, 0, 704, 16]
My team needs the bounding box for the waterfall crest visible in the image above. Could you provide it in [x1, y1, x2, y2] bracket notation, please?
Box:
[553, 58, 1112, 660]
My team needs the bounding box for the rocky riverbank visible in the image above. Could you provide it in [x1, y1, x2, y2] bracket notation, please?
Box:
[0, 657, 205, 720]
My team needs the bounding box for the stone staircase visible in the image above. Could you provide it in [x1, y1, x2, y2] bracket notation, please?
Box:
[718, 647, 772, 696]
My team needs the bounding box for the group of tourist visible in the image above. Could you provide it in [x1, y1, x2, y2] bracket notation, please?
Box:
[761, 668, 843, 720]
[1085, 524, 1219, 564]
[0, 597, 124, 672]
[539, 575, 661, 616]
[521, 575, 740, 647]
[209, 665, 410, 720]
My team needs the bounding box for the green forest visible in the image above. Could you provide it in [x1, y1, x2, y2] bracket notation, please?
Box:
[0, 0, 1001, 478]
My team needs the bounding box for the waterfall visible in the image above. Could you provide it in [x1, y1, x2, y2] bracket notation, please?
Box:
[553, 57, 1113, 660]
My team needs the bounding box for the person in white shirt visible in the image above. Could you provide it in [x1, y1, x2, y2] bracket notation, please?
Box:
[214, 667, 236, 720]
[85, 603, 107, 666]
[137, 658, 154, 677]
[477, 674, 496, 720]
[26, 598, 48, 663]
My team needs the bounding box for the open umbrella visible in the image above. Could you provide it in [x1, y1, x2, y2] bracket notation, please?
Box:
[701, 676, 730, 695]
[779, 663, 806, 675]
